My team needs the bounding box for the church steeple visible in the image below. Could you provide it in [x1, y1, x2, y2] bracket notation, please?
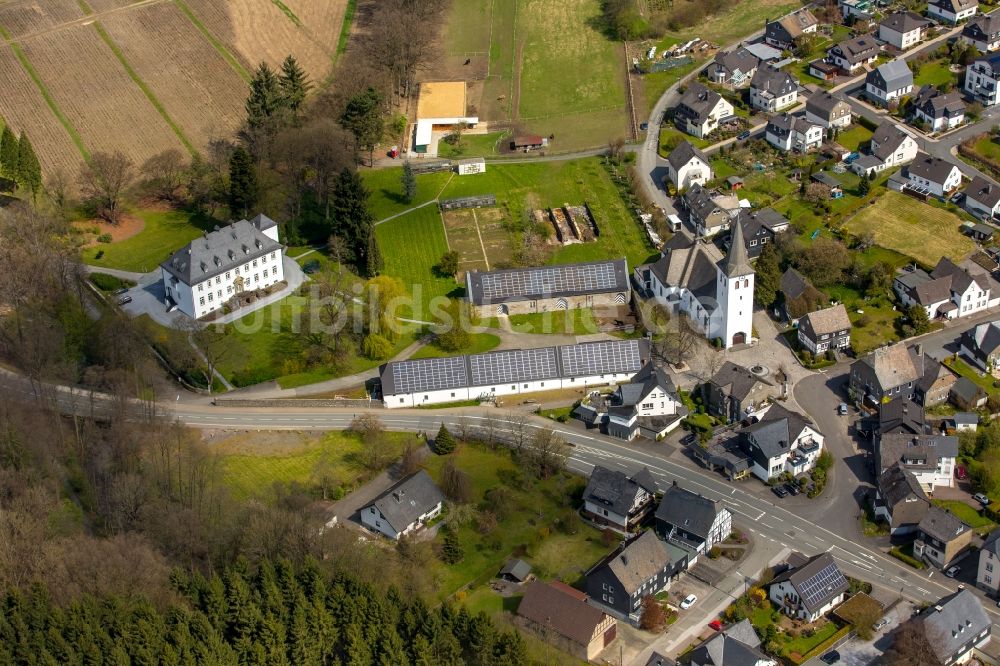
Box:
[721, 220, 753, 278]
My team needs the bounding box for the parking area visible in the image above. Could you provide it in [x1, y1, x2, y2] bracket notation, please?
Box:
[801, 601, 916, 666]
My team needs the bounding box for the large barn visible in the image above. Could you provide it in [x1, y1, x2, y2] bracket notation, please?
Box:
[379, 338, 650, 408]
[465, 258, 630, 318]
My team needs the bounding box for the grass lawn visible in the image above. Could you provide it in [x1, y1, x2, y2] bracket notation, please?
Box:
[410, 332, 502, 359]
[943, 356, 998, 397]
[506, 308, 602, 335]
[837, 125, 873, 152]
[442, 0, 492, 55]
[362, 169, 453, 221]
[826, 284, 902, 355]
[217, 430, 411, 501]
[970, 134, 1000, 161]
[81, 208, 217, 272]
[659, 126, 714, 155]
[933, 499, 996, 530]
[914, 59, 957, 88]
[782, 621, 841, 660]
[657, 0, 803, 47]
[437, 132, 507, 159]
[843, 191, 975, 268]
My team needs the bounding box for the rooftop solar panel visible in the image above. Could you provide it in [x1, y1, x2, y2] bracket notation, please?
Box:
[560, 339, 643, 377]
[798, 562, 847, 610]
[472, 260, 625, 303]
[388, 356, 468, 395]
[469, 347, 559, 386]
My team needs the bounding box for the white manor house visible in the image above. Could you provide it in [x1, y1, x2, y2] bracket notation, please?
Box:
[160, 214, 285, 319]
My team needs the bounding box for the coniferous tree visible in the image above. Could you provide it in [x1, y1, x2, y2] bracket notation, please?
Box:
[331, 168, 376, 272]
[440, 524, 464, 564]
[0, 126, 18, 179]
[228, 146, 257, 217]
[279, 55, 312, 117]
[364, 225, 382, 277]
[754, 243, 782, 308]
[16, 132, 42, 196]
[434, 424, 456, 454]
[341, 88, 384, 166]
[246, 63, 285, 132]
[401, 161, 416, 203]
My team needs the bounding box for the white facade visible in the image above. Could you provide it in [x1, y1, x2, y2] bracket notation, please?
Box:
[584, 487, 651, 530]
[880, 25, 925, 49]
[456, 158, 486, 175]
[750, 86, 797, 113]
[805, 108, 851, 130]
[865, 79, 912, 103]
[748, 424, 825, 482]
[667, 155, 713, 191]
[683, 97, 735, 139]
[928, 0, 978, 23]
[967, 195, 1000, 220]
[909, 457, 956, 492]
[765, 121, 823, 153]
[907, 164, 963, 198]
[966, 59, 1000, 106]
[360, 500, 442, 540]
[915, 106, 965, 132]
[769, 580, 844, 623]
[978, 546, 1000, 595]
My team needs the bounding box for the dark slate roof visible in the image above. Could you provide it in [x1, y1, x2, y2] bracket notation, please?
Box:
[518, 581, 611, 647]
[160, 215, 282, 285]
[932, 256, 991, 293]
[721, 217, 753, 278]
[499, 558, 532, 582]
[743, 403, 814, 459]
[644, 652, 676, 666]
[591, 531, 673, 595]
[770, 552, 849, 615]
[867, 60, 913, 92]
[751, 65, 798, 97]
[951, 376, 984, 404]
[466, 258, 629, 305]
[929, 0, 980, 13]
[922, 588, 991, 665]
[780, 267, 811, 301]
[907, 152, 959, 185]
[966, 320, 1000, 356]
[871, 398, 926, 436]
[854, 342, 923, 391]
[878, 463, 930, 509]
[806, 92, 849, 120]
[369, 470, 444, 534]
[881, 10, 931, 33]
[583, 465, 657, 517]
[668, 140, 711, 172]
[811, 171, 842, 188]
[919, 505, 971, 544]
[687, 619, 767, 666]
[620, 362, 678, 407]
[655, 481, 725, 541]
[677, 82, 726, 124]
[966, 175, 1000, 209]
[871, 122, 914, 161]
[964, 12, 1000, 42]
[879, 433, 959, 472]
[766, 8, 818, 43]
[895, 266, 951, 306]
[912, 86, 966, 119]
[830, 35, 880, 65]
[715, 48, 760, 76]
[984, 528, 1000, 557]
[709, 361, 772, 401]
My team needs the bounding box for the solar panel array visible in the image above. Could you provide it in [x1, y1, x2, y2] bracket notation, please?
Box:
[560, 339, 643, 377]
[469, 347, 558, 386]
[389, 356, 467, 395]
[479, 261, 620, 301]
[798, 561, 848, 610]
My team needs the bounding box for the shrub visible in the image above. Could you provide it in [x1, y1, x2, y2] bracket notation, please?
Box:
[89, 272, 132, 292]
[362, 333, 393, 360]
[97, 233, 113, 243]
[708, 546, 722, 559]
[889, 546, 925, 569]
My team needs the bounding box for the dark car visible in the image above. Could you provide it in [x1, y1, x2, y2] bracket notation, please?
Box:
[117, 295, 132, 306]
[737, 130, 751, 141]
[785, 483, 800, 496]
[772, 485, 789, 498]
[820, 650, 840, 664]
[113, 287, 129, 296]
[680, 433, 697, 445]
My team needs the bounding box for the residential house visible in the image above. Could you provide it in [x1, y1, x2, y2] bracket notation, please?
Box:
[688, 435, 754, 481]
[851, 121, 919, 175]
[905, 152, 963, 196]
[914, 506, 973, 568]
[498, 559, 532, 583]
[805, 92, 853, 130]
[768, 552, 849, 623]
[160, 214, 285, 319]
[858, 397, 928, 440]
[689, 619, 777, 666]
[735, 207, 790, 259]
[764, 9, 819, 49]
[739, 402, 825, 481]
[517, 581, 618, 661]
[865, 60, 914, 105]
[919, 589, 992, 665]
[965, 53, 1000, 106]
[655, 481, 733, 555]
[960, 319, 1000, 370]
[827, 35, 880, 74]
[581, 466, 658, 533]
[675, 83, 735, 139]
[780, 267, 827, 322]
[574, 362, 688, 441]
[808, 60, 842, 81]
[585, 531, 686, 621]
[680, 184, 742, 237]
[877, 432, 958, 491]
[963, 12, 1000, 51]
[360, 470, 445, 540]
[703, 361, 779, 423]
[850, 341, 956, 407]
[894, 257, 992, 320]
[977, 529, 1000, 596]
[952, 412, 979, 431]
[911, 85, 966, 132]
[839, 0, 872, 20]
[708, 48, 760, 88]
[667, 141, 714, 192]
[765, 113, 823, 153]
[880, 11, 932, 50]
[645, 652, 674, 666]
[750, 66, 799, 112]
[964, 175, 1000, 220]
[951, 376, 988, 410]
[927, 0, 979, 24]
[875, 463, 931, 534]
[797, 304, 852, 355]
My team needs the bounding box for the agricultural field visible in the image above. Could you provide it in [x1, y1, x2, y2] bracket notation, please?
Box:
[0, 1, 82, 38]
[442, 207, 513, 274]
[844, 191, 976, 268]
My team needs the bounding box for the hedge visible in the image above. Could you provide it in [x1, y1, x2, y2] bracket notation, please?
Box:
[797, 625, 852, 664]
[889, 546, 926, 569]
[89, 272, 134, 292]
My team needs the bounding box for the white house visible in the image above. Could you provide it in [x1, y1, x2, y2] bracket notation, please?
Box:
[576, 362, 688, 441]
[894, 257, 994, 320]
[877, 432, 958, 492]
[851, 121, 919, 176]
[880, 11, 931, 50]
[826, 35, 880, 74]
[159, 214, 284, 319]
[920, 590, 992, 666]
[633, 223, 754, 349]
[666, 141, 713, 191]
[963, 12, 1000, 52]
[740, 403, 825, 481]
[978, 529, 1000, 596]
[708, 48, 760, 88]
[675, 82, 735, 139]
[655, 481, 732, 553]
[765, 113, 823, 153]
[360, 470, 444, 540]
[750, 65, 799, 112]
[927, 0, 979, 24]
[839, 0, 872, 20]
[966, 53, 1000, 106]
[769, 553, 848, 623]
[805, 92, 852, 129]
[865, 60, 913, 105]
[906, 152, 963, 197]
[911, 86, 966, 132]
[965, 175, 1000, 220]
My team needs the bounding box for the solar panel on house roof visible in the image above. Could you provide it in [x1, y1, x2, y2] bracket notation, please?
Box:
[387, 356, 468, 395]
[559, 339, 643, 377]
[798, 562, 847, 610]
[469, 347, 559, 386]
[479, 262, 620, 300]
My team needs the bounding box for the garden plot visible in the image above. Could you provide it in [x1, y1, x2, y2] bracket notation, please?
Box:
[101, 2, 247, 151]
[0, 1, 82, 38]
[0, 47, 83, 174]
[22, 24, 184, 164]
[442, 207, 512, 275]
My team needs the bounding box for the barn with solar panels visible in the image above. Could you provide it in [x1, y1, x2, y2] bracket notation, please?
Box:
[465, 259, 630, 318]
[378, 338, 650, 408]
[768, 552, 849, 623]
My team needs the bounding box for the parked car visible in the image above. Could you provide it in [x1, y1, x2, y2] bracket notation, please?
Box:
[950, 192, 965, 206]
[772, 485, 789, 498]
[785, 483, 801, 496]
[117, 295, 132, 306]
[838, 403, 848, 416]
[974, 493, 990, 506]
[680, 433, 697, 445]
[708, 620, 723, 631]
[737, 130, 751, 141]
[680, 594, 697, 610]
[873, 617, 890, 631]
[946, 566, 960, 578]
[113, 287, 129, 296]
[820, 651, 841, 664]
[956, 466, 968, 480]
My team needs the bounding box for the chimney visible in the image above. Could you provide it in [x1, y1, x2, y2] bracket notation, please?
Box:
[916, 343, 923, 357]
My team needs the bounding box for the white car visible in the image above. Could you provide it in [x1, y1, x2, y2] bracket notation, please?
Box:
[680, 594, 697, 610]
[946, 566, 960, 578]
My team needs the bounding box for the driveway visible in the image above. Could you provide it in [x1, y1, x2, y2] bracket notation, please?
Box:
[800, 601, 915, 666]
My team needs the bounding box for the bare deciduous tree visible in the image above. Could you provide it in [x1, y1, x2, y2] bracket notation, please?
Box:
[78, 151, 135, 224]
[141, 149, 187, 202]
